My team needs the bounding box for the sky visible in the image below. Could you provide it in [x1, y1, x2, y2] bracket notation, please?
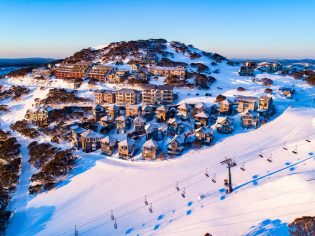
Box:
[0, 0, 314, 59]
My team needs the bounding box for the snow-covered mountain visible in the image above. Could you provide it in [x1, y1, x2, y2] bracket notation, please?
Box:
[1, 39, 315, 236]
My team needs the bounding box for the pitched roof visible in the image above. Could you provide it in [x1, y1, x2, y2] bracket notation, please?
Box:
[118, 138, 135, 147]
[81, 130, 103, 138]
[115, 115, 126, 121]
[194, 102, 205, 109]
[178, 103, 191, 110]
[145, 123, 159, 132]
[100, 136, 116, 144]
[156, 105, 167, 112]
[195, 126, 213, 134]
[143, 139, 159, 148]
[195, 111, 209, 119]
[100, 115, 113, 122]
[134, 116, 146, 123]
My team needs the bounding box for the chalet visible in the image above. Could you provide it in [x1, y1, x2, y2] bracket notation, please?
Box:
[54, 62, 90, 79]
[32, 68, 51, 78]
[115, 88, 141, 105]
[145, 123, 161, 141]
[142, 105, 153, 120]
[87, 64, 116, 82]
[25, 107, 53, 127]
[126, 105, 141, 118]
[94, 90, 115, 104]
[100, 115, 114, 130]
[133, 116, 146, 133]
[195, 127, 213, 145]
[142, 84, 174, 105]
[237, 96, 257, 113]
[177, 103, 192, 120]
[130, 64, 140, 72]
[155, 105, 168, 121]
[115, 115, 131, 133]
[258, 62, 283, 73]
[219, 99, 232, 114]
[167, 118, 185, 135]
[167, 135, 185, 156]
[241, 110, 259, 129]
[239, 66, 254, 76]
[149, 66, 186, 78]
[100, 136, 117, 156]
[194, 111, 209, 127]
[215, 116, 234, 133]
[279, 87, 295, 98]
[245, 61, 257, 68]
[258, 95, 275, 117]
[118, 139, 138, 159]
[71, 126, 86, 149]
[106, 105, 120, 119]
[92, 104, 105, 121]
[184, 130, 196, 146]
[194, 102, 206, 114]
[80, 130, 103, 152]
[142, 139, 160, 160]
[106, 70, 129, 83]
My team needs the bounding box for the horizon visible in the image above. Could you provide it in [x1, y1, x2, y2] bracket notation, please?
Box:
[1, 0, 315, 59]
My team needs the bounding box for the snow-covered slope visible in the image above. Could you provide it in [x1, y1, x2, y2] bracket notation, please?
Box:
[5, 107, 315, 236]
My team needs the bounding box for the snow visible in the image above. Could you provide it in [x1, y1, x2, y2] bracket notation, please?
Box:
[1, 45, 315, 236]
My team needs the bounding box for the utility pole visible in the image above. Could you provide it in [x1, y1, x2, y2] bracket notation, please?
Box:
[220, 157, 237, 194]
[74, 225, 79, 236]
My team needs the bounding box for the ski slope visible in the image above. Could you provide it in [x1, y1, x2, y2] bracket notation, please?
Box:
[5, 107, 315, 236]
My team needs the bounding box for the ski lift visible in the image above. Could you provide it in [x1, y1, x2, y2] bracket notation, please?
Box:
[305, 136, 311, 143]
[240, 163, 246, 171]
[111, 210, 115, 221]
[175, 181, 180, 191]
[267, 154, 272, 163]
[292, 146, 298, 154]
[205, 168, 209, 178]
[282, 142, 288, 150]
[258, 150, 264, 158]
[144, 195, 148, 206]
[181, 188, 186, 198]
[149, 203, 153, 213]
[113, 219, 118, 229]
[211, 174, 216, 183]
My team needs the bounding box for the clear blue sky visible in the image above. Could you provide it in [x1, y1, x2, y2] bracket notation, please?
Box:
[1, 0, 314, 59]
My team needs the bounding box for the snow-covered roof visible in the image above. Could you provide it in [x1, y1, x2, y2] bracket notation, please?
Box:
[195, 111, 209, 119]
[145, 123, 159, 132]
[81, 130, 103, 138]
[143, 139, 159, 149]
[237, 96, 257, 102]
[220, 99, 231, 105]
[134, 116, 145, 123]
[116, 115, 126, 121]
[195, 126, 213, 134]
[150, 66, 185, 71]
[71, 126, 86, 134]
[100, 136, 116, 144]
[156, 105, 167, 112]
[100, 115, 113, 122]
[194, 102, 205, 109]
[118, 138, 135, 147]
[178, 103, 191, 110]
[169, 135, 185, 145]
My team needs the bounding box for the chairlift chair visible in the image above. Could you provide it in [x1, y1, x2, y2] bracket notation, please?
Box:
[181, 188, 186, 198]
[114, 219, 118, 229]
[149, 203, 153, 213]
[111, 210, 115, 221]
[305, 136, 311, 143]
[240, 164, 246, 171]
[176, 181, 180, 191]
[211, 174, 216, 183]
[267, 154, 272, 163]
[282, 142, 288, 150]
[205, 168, 209, 178]
[144, 196, 148, 206]
[292, 146, 298, 154]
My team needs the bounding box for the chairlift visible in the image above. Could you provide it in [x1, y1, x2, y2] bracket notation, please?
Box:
[144, 195, 148, 206]
[205, 168, 210, 178]
[305, 136, 311, 143]
[176, 181, 180, 191]
[211, 174, 216, 183]
[282, 142, 288, 150]
[113, 219, 118, 229]
[149, 203, 153, 213]
[240, 164, 246, 171]
[181, 188, 186, 198]
[258, 150, 264, 158]
[292, 146, 298, 154]
[267, 154, 272, 163]
[111, 210, 115, 221]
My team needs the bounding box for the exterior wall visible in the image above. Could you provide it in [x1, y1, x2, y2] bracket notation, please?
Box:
[142, 147, 157, 160]
[237, 101, 256, 113]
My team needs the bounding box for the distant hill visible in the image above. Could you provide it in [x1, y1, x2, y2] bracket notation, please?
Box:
[0, 58, 61, 67]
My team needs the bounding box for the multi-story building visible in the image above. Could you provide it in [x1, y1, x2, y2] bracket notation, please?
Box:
[237, 96, 257, 113]
[142, 84, 173, 105]
[94, 90, 116, 104]
[25, 107, 53, 127]
[115, 88, 141, 105]
[54, 62, 91, 79]
[87, 64, 116, 82]
[149, 66, 186, 78]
